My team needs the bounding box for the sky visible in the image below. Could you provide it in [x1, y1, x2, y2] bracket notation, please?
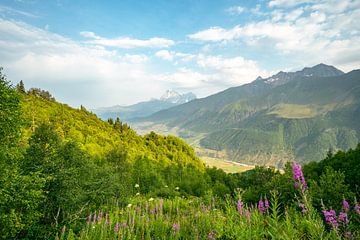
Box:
[0, 0, 359, 108]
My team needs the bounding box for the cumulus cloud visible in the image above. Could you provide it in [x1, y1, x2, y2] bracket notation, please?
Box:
[155, 50, 196, 62]
[80, 31, 174, 49]
[1, 18, 265, 108]
[188, 26, 242, 42]
[197, 55, 269, 85]
[190, 1, 360, 71]
[0, 19, 164, 107]
[155, 50, 174, 61]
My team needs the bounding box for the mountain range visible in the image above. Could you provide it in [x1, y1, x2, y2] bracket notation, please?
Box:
[93, 90, 196, 121]
[131, 64, 360, 167]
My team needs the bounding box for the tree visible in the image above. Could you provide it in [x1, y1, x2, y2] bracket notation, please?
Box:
[16, 80, 26, 94]
[0, 67, 22, 146]
[0, 67, 46, 239]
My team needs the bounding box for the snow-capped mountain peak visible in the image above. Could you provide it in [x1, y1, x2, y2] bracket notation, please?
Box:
[160, 90, 196, 104]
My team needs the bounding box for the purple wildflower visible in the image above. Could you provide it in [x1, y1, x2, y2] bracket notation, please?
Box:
[97, 211, 102, 222]
[87, 213, 92, 225]
[322, 209, 338, 229]
[172, 223, 180, 233]
[299, 203, 308, 214]
[150, 208, 155, 215]
[92, 213, 97, 224]
[258, 198, 266, 214]
[338, 212, 349, 225]
[264, 198, 269, 211]
[208, 230, 217, 240]
[114, 223, 119, 233]
[292, 163, 307, 189]
[355, 203, 360, 215]
[122, 222, 127, 228]
[342, 200, 350, 212]
[61, 225, 66, 234]
[105, 214, 109, 225]
[237, 199, 244, 215]
[245, 210, 251, 223]
[145, 202, 149, 212]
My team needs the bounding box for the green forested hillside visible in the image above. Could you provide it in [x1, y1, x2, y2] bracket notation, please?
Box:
[135, 66, 360, 167]
[1, 68, 360, 239]
[21, 94, 204, 169]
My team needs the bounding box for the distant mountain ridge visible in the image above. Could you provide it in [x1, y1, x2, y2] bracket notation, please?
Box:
[93, 90, 196, 121]
[132, 64, 360, 167]
[261, 63, 344, 85]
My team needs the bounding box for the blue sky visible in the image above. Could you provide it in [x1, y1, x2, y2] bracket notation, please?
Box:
[0, 0, 359, 108]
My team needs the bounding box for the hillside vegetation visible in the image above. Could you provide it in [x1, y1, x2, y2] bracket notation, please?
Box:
[1, 68, 360, 239]
[134, 65, 360, 167]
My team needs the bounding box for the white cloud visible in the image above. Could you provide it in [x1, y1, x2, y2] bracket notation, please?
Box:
[251, 4, 267, 16]
[197, 55, 269, 85]
[268, 0, 313, 8]
[155, 50, 196, 62]
[285, 8, 304, 21]
[155, 50, 174, 61]
[188, 26, 242, 42]
[81, 31, 174, 49]
[157, 67, 212, 89]
[122, 54, 148, 64]
[226, 6, 245, 15]
[0, 19, 165, 107]
[188, 2, 360, 71]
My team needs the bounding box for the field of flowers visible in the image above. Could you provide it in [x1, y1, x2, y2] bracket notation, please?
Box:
[59, 164, 360, 240]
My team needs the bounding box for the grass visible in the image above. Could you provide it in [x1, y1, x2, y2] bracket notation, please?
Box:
[201, 156, 254, 173]
[58, 191, 351, 240]
[268, 103, 318, 119]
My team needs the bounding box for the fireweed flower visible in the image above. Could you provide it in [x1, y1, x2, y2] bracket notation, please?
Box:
[355, 203, 360, 215]
[245, 210, 251, 223]
[97, 211, 102, 222]
[342, 199, 350, 212]
[105, 214, 109, 225]
[322, 209, 338, 229]
[237, 199, 244, 215]
[87, 213, 91, 225]
[264, 198, 269, 211]
[258, 198, 266, 214]
[114, 223, 119, 233]
[338, 212, 349, 225]
[122, 222, 127, 228]
[208, 230, 217, 240]
[299, 203, 308, 214]
[292, 163, 307, 189]
[92, 213, 97, 224]
[172, 223, 180, 233]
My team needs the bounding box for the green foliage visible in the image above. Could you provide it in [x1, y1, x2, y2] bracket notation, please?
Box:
[1, 68, 360, 239]
[0, 67, 22, 146]
[0, 69, 46, 239]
